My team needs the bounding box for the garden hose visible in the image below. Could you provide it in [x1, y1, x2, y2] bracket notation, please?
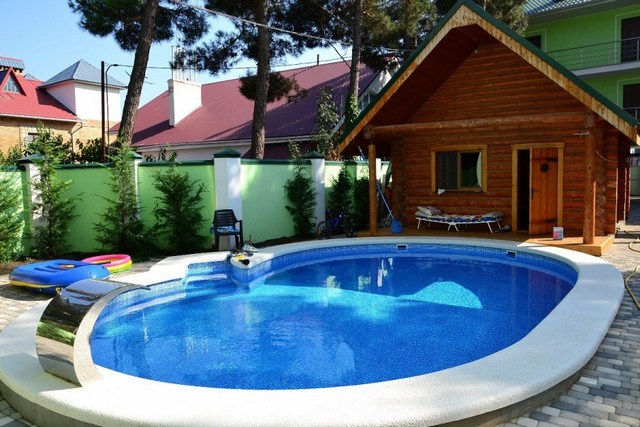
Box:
[625, 238, 640, 310]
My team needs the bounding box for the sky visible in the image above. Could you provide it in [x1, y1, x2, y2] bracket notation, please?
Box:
[2, 0, 351, 107]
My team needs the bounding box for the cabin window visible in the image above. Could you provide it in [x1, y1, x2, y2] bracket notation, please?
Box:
[431, 145, 487, 192]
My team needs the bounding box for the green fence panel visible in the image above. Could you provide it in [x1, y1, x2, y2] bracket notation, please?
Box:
[57, 165, 114, 254]
[241, 161, 300, 243]
[17, 158, 370, 256]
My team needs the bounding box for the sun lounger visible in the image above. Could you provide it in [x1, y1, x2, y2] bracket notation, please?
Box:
[415, 206, 503, 233]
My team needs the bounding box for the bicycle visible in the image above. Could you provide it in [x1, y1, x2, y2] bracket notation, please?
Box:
[316, 209, 355, 239]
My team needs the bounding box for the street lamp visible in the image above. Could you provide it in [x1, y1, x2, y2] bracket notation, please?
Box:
[101, 61, 119, 162]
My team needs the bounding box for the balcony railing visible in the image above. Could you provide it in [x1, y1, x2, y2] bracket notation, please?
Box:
[624, 106, 640, 120]
[545, 37, 640, 71]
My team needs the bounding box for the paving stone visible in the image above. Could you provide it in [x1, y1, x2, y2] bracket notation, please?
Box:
[541, 406, 562, 417]
[547, 416, 580, 427]
[558, 410, 591, 424]
[590, 389, 620, 400]
[573, 384, 592, 394]
[530, 411, 553, 422]
[597, 419, 632, 427]
[600, 378, 623, 388]
[580, 407, 612, 419]
[616, 406, 640, 419]
[609, 413, 640, 427]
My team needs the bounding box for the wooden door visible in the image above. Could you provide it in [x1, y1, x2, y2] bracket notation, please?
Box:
[530, 148, 558, 235]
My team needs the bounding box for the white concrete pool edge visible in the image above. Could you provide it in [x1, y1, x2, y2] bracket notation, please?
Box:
[0, 237, 624, 427]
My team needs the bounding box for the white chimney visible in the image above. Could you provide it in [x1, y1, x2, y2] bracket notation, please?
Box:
[168, 78, 201, 126]
[168, 46, 201, 126]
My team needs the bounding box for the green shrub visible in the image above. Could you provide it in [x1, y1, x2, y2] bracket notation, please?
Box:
[327, 165, 353, 216]
[29, 125, 78, 257]
[0, 172, 24, 262]
[0, 144, 25, 166]
[94, 142, 153, 256]
[152, 163, 207, 254]
[284, 165, 316, 237]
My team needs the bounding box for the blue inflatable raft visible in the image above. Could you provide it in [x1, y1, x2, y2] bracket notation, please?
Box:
[9, 259, 110, 295]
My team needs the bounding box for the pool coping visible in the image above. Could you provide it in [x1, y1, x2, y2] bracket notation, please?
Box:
[0, 237, 624, 427]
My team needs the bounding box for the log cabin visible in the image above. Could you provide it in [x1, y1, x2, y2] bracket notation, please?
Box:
[337, 0, 640, 244]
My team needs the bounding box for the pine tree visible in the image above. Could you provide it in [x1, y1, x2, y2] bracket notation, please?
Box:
[435, 0, 528, 34]
[187, 0, 333, 158]
[68, 0, 209, 145]
[313, 87, 340, 160]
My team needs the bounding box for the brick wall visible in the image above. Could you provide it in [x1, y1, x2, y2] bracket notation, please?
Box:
[0, 118, 117, 154]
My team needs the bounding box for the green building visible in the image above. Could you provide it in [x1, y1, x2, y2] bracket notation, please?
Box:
[525, 0, 640, 118]
[524, 0, 640, 194]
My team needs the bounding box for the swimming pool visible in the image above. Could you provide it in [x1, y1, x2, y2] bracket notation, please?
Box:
[0, 237, 624, 426]
[91, 243, 577, 390]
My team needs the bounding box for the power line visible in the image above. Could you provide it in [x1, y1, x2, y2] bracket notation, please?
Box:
[113, 56, 351, 72]
[167, 0, 408, 54]
[168, 0, 349, 46]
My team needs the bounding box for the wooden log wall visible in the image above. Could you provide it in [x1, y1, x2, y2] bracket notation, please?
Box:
[389, 42, 628, 236]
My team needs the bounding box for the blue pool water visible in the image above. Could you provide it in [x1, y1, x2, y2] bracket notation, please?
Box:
[91, 244, 576, 390]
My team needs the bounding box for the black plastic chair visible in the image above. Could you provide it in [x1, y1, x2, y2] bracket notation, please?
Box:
[212, 209, 243, 251]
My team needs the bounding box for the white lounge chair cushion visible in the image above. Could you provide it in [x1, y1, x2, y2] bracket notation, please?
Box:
[417, 206, 441, 216]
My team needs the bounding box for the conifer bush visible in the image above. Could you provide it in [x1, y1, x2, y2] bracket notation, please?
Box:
[29, 126, 78, 258]
[94, 142, 152, 256]
[152, 162, 207, 254]
[284, 165, 316, 237]
[0, 171, 24, 262]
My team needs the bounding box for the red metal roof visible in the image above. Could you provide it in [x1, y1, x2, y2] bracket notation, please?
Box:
[0, 68, 78, 122]
[131, 61, 376, 148]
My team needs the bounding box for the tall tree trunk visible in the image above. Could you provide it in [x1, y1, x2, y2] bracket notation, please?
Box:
[346, 0, 363, 125]
[117, 0, 159, 146]
[251, 0, 270, 159]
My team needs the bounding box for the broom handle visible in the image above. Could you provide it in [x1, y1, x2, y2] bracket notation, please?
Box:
[358, 146, 395, 220]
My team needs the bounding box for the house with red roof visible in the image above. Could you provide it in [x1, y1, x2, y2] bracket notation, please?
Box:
[0, 56, 125, 155]
[130, 60, 390, 160]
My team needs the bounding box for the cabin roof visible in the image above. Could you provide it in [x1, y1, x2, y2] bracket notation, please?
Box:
[337, 0, 640, 156]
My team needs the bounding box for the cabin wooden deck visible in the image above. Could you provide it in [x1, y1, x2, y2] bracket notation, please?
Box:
[360, 226, 614, 257]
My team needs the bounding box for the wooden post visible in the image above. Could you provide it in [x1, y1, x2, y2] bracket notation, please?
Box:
[368, 144, 378, 236]
[582, 114, 597, 245]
